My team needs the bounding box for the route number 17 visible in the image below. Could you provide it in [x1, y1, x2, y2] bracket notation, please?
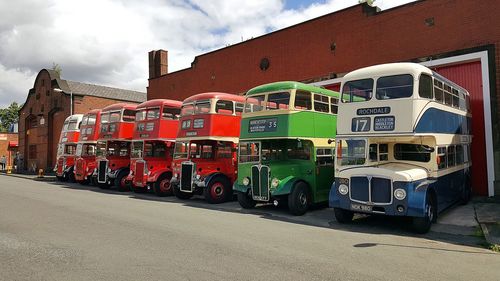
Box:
[351, 117, 371, 132]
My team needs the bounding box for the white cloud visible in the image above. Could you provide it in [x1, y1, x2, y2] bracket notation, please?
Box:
[0, 0, 417, 107]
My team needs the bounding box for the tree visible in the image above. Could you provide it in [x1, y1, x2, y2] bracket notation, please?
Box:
[52, 62, 62, 76]
[359, 0, 375, 5]
[0, 102, 22, 132]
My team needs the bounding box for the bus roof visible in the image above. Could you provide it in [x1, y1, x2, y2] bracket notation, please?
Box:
[137, 99, 182, 109]
[343, 62, 469, 95]
[183, 92, 246, 104]
[83, 109, 101, 116]
[64, 114, 84, 122]
[101, 103, 137, 112]
[246, 81, 337, 97]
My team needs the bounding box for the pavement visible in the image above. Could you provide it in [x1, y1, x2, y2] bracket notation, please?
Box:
[1, 171, 499, 248]
[0, 174, 499, 281]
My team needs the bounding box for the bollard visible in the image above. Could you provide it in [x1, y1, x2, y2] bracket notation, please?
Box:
[6, 166, 12, 174]
[38, 169, 44, 178]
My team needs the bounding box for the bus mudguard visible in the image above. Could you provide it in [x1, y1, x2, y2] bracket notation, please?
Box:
[272, 176, 298, 196]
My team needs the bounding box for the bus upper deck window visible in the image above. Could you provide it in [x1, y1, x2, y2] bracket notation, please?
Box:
[235, 103, 245, 116]
[246, 96, 264, 112]
[342, 79, 373, 102]
[419, 74, 433, 99]
[267, 92, 290, 110]
[314, 94, 329, 113]
[330, 97, 339, 114]
[181, 104, 194, 116]
[294, 91, 312, 110]
[122, 110, 135, 122]
[215, 100, 234, 115]
[376, 74, 413, 100]
[162, 107, 181, 120]
[147, 108, 160, 120]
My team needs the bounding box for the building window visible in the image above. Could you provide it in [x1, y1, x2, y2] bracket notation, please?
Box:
[29, 145, 37, 159]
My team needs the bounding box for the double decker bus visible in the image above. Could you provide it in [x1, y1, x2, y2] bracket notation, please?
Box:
[94, 103, 137, 191]
[55, 114, 83, 182]
[171, 93, 246, 204]
[127, 99, 182, 195]
[329, 63, 472, 233]
[74, 109, 101, 185]
[234, 81, 340, 215]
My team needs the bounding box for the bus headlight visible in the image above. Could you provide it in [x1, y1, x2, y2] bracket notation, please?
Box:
[338, 184, 349, 195]
[196, 174, 201, 180]
[271, 178, 280, 188]
[242, 177, 250, 186]
[394, 189, 406, 200]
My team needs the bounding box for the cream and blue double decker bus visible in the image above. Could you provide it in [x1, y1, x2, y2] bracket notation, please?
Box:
[329, 63, 472, 233]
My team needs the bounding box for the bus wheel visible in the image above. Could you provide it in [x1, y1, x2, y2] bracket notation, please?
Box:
[412, 192, 437, 234]
[56, 176, 64, 182]
[154, 174, 173, 197]
[237, 191, 256, 209]
[288, 182, 310, 216]
[61, 173, 68, 182]
[97, 182, 110, 189]
[333, 208, 354, 223]
[68, 169, 76, 183]
[204, 176, 232, 204]
[173, 187, 193, 200]
[115, 171, 130, 192]
[78, 178, 90, 185]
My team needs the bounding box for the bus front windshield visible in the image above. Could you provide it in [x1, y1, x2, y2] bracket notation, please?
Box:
[337, 139, 366, 166]
[174, 141, 190, 159]
[78, 143, 96, 157]
[106, 141, 130, 157]
[239, 139, 311, 163]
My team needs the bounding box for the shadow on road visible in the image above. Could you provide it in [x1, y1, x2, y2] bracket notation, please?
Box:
[51, 180, 491, 253]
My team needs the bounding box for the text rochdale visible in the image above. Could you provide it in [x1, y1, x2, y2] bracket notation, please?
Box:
[357, 107, 391, 115]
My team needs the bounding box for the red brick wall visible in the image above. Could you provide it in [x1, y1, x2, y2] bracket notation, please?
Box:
[0, 133, 18, 167]
[148, 0, 499, 102]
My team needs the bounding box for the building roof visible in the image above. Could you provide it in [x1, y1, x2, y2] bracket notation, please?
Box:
[65, 81, 146, 103]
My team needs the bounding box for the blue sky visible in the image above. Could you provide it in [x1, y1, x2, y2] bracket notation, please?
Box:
[0, 0, 417, 107]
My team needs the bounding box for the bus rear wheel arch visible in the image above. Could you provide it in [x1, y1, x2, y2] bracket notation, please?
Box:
[287, 181, 311, 216]
[114, 169, 130, 192]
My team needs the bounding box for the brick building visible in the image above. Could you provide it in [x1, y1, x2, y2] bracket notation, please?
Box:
[0, 133, 18, 168]
[147, 0, 500, 196]
[18, 69, 146, 172]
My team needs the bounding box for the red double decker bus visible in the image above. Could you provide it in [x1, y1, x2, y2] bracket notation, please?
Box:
[74, 109, 101, 185]
[94, 103, 137, 191]
[55, 114, 83, 182]
[171, 92, 247, 203]
[127, 99, 182, 196]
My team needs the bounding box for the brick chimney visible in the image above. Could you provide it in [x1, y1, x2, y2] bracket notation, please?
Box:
[148, 50, 168, 79]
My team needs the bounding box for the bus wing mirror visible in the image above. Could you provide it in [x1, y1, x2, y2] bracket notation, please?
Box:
[327, 139, 334, 144]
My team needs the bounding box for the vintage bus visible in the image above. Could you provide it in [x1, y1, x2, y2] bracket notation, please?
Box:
[94, 103, 137, 191]
[233, 81, 340, 215]
[329, 63, 472, 233]
[55, 114, 84, 182]
[74, 109, 101, 185]
[127, 99, 182, 195]
[171, 93, 246, 203]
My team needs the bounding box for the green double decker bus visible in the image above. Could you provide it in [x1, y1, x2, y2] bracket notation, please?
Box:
[233, 81, 340, 215]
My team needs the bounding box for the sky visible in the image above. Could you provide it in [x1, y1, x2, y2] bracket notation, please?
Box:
[0, 0, 417, 107]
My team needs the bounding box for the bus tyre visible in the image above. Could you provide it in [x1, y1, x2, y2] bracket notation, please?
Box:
[237, 191, 256, 209]
[288, 182, 310, 216]
[204, 176, 232, 204]
[78, 178, 90, 185]
[154, 174, 173, 197]
[61, 173, 68, 182]
[97, 182, 110, 189]
[333, 208, 354, 223]
[114, 170, 130, 192]
[412, 192, 437, 234]
[173, 187, 193, 200]
[130, 184, 146, 193]
[56, 176, 64, 182]
[68, 169, 76, 183]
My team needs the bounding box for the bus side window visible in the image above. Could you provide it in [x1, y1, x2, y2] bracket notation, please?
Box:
[434, 79, 444, 103]
[437, 146, 447, 169]
[235, 103, 245, 116]
[330, 97, 339, 114]
[447, 145, 456, 167]
[313, 94, 329, 113]
[294, 91, 312, 110]
[456, 145, 464, 164]
[316, 148, 333, 166]
[369, 144, 377, 161]
[419, 74, 433, 99]
[215, 100, 234, 115]
[379, 144, 388, 161]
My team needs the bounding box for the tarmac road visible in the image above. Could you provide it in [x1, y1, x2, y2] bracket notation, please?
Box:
[0, 175, 499, 281]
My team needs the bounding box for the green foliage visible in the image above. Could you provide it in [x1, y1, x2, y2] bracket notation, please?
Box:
[0, 102, 21, 132]
[359, 0, 375, 6]
[52, 62, 62, 76]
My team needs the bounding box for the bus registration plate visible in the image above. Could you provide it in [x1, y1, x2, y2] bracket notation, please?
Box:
[351, 203, 372, 212]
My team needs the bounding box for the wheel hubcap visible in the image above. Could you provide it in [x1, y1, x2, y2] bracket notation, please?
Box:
[427, 203, 433, 221]
[211, 183, 224, 198]
[299, 192, 307, 206]
[160, 179, 171, 192]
